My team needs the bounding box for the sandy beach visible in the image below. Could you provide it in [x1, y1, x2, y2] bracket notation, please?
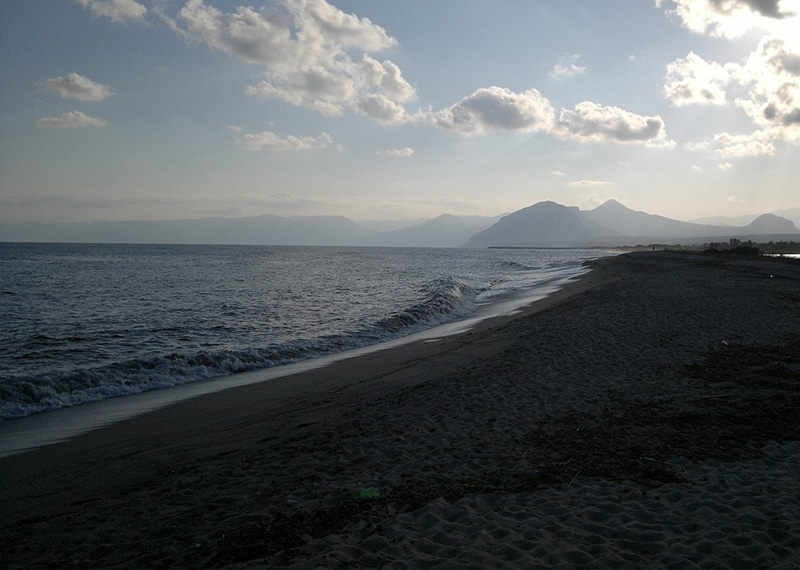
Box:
[2, 251, 799, 569]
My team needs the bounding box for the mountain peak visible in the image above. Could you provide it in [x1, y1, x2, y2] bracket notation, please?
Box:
[466, 200, 616, 247]
[596, 198, 624, 208]
[743, 213, 798, 234]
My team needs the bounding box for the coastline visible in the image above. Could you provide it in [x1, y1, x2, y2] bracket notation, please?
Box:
[2, 252, 799, 568]
[0, 264, 592, 459]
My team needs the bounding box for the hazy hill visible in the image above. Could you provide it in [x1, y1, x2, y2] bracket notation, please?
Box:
[0, 215, 372, 246]
[688, 214, 759, 227]
[357, 218, 430, 233]
[740, 213, 798, 235]
[583, 199, 733, 239]
[465, 201, 619, 247]
[2, 201, 797, 247]
[354, 214, 499, 247]
[463, 200, 799, 248]
[690, 207, 800, 228]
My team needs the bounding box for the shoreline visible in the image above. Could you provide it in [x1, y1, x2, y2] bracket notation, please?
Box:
[0, 263, 596, 459]
[2, 252, 799, 568]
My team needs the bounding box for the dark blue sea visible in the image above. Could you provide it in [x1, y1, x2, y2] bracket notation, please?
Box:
[0, 243, 610, 421]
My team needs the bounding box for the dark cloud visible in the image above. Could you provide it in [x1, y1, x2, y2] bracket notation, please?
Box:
[723, 0, 790, 18]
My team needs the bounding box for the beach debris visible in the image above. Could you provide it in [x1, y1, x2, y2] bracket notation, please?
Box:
[359, 487, 381, 499]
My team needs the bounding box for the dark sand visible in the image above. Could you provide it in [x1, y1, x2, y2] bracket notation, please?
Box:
[2, 252, 799, 569]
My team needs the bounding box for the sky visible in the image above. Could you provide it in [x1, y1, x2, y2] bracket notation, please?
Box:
[1, 0, 799, 225]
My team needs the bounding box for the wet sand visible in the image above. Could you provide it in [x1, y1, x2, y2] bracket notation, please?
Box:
[2, 251, 799, 568]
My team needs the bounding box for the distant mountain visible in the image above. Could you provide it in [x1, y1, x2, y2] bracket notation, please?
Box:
[357, 218, 430, 233]
[2, 201, 797, 247]
[464, 200, 800, 248]
[772, 208, 800, 228]
[465, 201, 619, 247]
[355, 214, 499, 247]
[688, 214, 759, 227]
[690, 207, 800, 229]
[583, 199, 732, 239]
[0, 215, 373, 246]
[740, 213, 798, 235]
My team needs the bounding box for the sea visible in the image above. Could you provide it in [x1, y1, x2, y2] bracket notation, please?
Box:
[0, 243, 611, 454]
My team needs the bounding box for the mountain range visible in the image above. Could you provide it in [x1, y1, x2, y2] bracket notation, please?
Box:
[466, 200, 799, 248]
[1, 200, 797, 248]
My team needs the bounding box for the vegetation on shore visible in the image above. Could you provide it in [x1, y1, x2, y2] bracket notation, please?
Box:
[613, 239, 800, 256]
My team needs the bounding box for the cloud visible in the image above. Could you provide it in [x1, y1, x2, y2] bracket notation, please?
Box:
[40, 73, 114, 102]
[550, 170, 566, 176]
[36, 111, 107, 128]
[657, 0, 793, 38]
[568, 180, 613, 187]
[737, 37, 800, 139]
[431, 87, 668, 146]
[665, 36, 800, 148]
[663, 52, 730, 106]
[77, 0, 146, 23]
[382, 147, 414, 157]
[549, 54, 586, 80]
[555, 101, 667, 143]
[586, 192, 618, 205]
[432, 86, 555, 135]
[713, 131, 777, 157]
[166, 0, 415, 124]
[235, 130, 333, 151]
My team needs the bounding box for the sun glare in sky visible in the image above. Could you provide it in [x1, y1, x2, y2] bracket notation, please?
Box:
[1, 0, 798, 223]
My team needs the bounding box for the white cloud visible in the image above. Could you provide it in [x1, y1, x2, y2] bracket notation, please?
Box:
[167, 0, 415, 124]
[431, 88, 669, 146]
[713, 131, 776, 157]
[658, 42, 800, 156]
[555, 101, 667, 143]
[382, 147, 415, 157]
[663, 52, 730, 106]
[687, 130, 776, 157]
[569, 180, 613, 187]
[550, 170, 566, 176]
[357, 92, 413, 125]
[665, 34, 800, 152]
[41, 73, 114, 102]
[736, 37, 800, 140]
[235, 130, 333, 151]
[549, 54, 586, 80]
[77, 0, 146, 23]
[432, 86, 555, 135]
[36, 111, 107, 129]
[719, 161, 734, 169]
[656, 0, 794, 38]
[657, 0, 800, 144]
[586, 192, 618, 205]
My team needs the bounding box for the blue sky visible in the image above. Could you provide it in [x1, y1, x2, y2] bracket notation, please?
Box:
[1, 0, 798, 224]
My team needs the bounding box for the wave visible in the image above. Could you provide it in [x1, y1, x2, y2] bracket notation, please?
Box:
[0, 275, 482, 419]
